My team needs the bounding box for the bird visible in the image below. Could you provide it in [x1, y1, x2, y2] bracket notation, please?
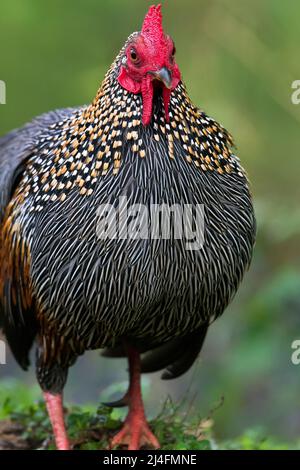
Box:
[0, 4, 256, 450]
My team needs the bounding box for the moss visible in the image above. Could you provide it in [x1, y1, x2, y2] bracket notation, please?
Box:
[1, 388, 299, 450]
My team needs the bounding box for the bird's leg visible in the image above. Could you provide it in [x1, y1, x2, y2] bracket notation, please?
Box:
[43, 392, 70, 450]
[110, 345, 160, 450]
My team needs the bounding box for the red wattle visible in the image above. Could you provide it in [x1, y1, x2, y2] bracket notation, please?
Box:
[141, 75, 154, 126]
[118, 67, 154, 125]
[118, 65, 180, 126]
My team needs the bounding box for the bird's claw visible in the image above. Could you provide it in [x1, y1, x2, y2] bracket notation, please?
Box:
[110, 416, 160, 450]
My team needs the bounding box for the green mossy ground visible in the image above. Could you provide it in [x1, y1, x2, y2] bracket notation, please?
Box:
[0, 381, 298, 450]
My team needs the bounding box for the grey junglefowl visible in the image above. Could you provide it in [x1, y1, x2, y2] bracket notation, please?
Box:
[0, 4, 256, 450]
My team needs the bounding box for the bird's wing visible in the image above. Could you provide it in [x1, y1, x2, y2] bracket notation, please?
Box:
[0, 108, 78, 224]
[0, 107, 81, 369]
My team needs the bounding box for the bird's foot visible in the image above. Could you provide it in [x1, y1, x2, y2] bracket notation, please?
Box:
[109, 344, 160, 450]
[111, 411, 160, 450]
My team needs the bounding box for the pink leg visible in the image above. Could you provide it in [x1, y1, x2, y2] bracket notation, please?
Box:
[111, 345, 160, 450]
[43, 392, 70, 450]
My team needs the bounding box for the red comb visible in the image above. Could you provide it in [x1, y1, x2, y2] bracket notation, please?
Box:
[141, 4, 164, 41]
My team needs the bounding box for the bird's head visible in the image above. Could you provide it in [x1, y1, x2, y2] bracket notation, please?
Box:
[118, 4, 181, 126]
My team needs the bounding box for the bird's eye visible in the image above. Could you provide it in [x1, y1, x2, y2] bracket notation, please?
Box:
[130, 48, 139, 64]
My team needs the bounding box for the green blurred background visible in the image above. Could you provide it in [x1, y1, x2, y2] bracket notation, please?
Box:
[0, 0, 300, 442]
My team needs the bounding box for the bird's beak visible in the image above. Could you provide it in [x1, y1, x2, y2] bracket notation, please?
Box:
[149, 67, 172, 89]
